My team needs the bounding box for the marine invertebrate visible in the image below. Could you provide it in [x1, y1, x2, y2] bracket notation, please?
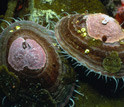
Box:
[0, 20, 75, 106]
[115, 0, 124, 28]
[55, 13, 124, 92]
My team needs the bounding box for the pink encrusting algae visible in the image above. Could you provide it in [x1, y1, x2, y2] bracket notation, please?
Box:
[115, 0, 124, 28]
[8, 37, 46, 71]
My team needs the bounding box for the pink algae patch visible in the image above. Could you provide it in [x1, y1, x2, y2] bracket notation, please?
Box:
[8, 37, 46, 71]
[86, 13, 124, 43]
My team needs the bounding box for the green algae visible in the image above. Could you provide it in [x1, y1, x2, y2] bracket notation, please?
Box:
[0, 0, 107, 31]
[75, 81, 124, 107]
[16, 83, 57, 107]
[0, 65, 57, 106]
[34, 0, 107, 15]
[102, 51, 121, 73]
[0, 65, 20, 101]
[61, 63, 76, 85]
[88, 38, 102, 47]
[29, 0, 107, 29]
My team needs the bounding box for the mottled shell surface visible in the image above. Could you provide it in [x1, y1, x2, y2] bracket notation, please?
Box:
[0, 21, 75, 107]
[55, 13, 124, 78]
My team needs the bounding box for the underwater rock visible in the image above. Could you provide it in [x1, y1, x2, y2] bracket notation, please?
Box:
[55, 13, 124, 90]
[74, 81, 124, 107]
[0, 20, 75, 106]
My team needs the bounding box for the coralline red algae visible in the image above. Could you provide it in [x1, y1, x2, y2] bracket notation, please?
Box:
[115, 0, 124, 28]
[55, 13, 124, 91]
[0, 20, 75, 106]
[8, 37, 46, 71]
[87, 14, 124, 43]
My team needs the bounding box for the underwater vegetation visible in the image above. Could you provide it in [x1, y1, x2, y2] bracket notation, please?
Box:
[28, 0, 107, 30]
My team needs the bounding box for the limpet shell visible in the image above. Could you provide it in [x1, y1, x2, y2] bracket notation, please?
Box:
[55, 13, 124, 79]
[0, 20, 75, 106]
